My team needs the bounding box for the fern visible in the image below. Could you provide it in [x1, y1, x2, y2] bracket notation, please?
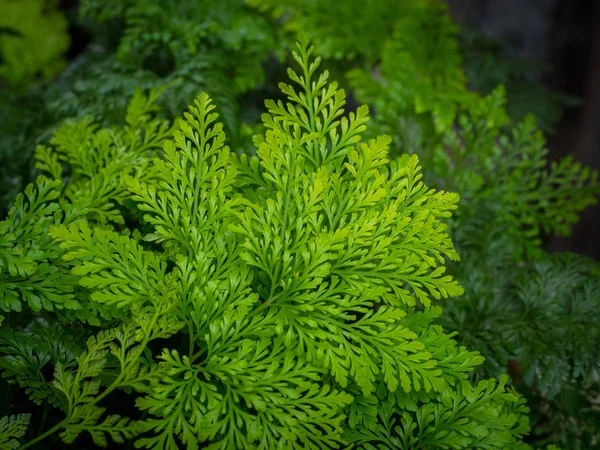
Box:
[0, 0, 277, 215]
[481, 116, 599, 239]
[346, 375, 530, 449]
[0, 176, 75, 318]
[42, 50, 242, 143]
[439, 223, 600, 449]
[81, 0, 277, 96]
[430, 91, 600, 254]
[0, 414, 30, 450]
[272, 3, 600, 448]
[354, 0, 477, 135]
[0, 87, 173, 327]
[0, 42, 535, 449]
[0, 2, 595, 448]
[0, 319, 82, 408]
[248, 0, 406, 62]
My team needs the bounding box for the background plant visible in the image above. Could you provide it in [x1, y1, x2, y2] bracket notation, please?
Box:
[250, 0, 600, 447]
[0, 0, 281, 216]
[0, 0, 70, 217]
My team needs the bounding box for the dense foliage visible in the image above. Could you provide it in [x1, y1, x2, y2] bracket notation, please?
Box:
[0, 1, 598, 449]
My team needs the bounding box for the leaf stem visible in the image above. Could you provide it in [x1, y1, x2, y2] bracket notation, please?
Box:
[20, 419, 67, 450]
[37, 401, 48, 437]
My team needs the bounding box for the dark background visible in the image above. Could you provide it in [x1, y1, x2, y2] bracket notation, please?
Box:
[446, 0, 600, 260]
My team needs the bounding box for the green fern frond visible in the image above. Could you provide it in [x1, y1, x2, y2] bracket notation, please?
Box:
[345, 375, 529, 449]
[0, 414, 30, 450]
[485, 115, 599, 239]
[40, 87, 174, 225]
[0, 319, 82, 408]
[0, 177, 77, 314]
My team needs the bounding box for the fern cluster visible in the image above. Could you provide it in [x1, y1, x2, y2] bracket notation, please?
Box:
[245, 1, 600, 447]
[0, 42, 544, 450]
[329, 4, 600, 448]
[0, 0, 278, 215]
[1, 1, 599, 449]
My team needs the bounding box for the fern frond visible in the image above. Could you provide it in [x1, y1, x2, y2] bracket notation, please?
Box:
[50, 222, 168, 309]
[127, 92, 240, 254]
[0, 414, 30, 450]
[0, 320, 82, 408]
[0, 177, 78, 314]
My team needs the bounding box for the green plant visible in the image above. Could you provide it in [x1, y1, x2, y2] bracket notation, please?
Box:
[0, 0, 279, 216]
[343, 7, 600, 448]
[440, 224, 600, 449]
[0, 42, 541, 450]
[0, 414, 30, 450]
[249, 1, 600, 446]
[248, 0, 410, 62]
[1, 1, 597, 448]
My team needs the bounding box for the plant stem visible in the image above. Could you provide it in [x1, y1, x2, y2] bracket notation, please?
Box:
[19, 420, 67, 450]
[36, 401, 49, 444]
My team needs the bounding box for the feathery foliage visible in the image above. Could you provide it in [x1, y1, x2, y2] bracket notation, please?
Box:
[0, 414, 30, 450]
[336, 6, 600, 447]
[0, 42, 539, 450]
[0, 1, 598, 448]
[0, 0, 278, 216]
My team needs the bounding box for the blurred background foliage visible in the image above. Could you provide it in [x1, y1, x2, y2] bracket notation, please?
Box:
[0, 0, 598, 448]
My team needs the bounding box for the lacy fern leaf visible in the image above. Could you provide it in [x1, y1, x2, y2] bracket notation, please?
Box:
[0, 414, 30, 450]
[1, 42, 533, 450]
